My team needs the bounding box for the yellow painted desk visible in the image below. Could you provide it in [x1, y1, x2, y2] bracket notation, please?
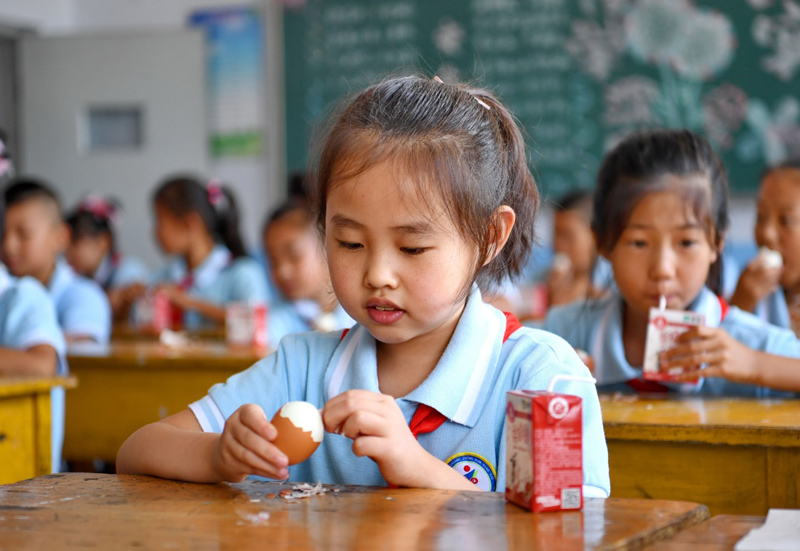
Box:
[642, 515, 765, 551]
[0, 375, 76, 484]
[110, 324, 226, 342]
[64, 341, 264, 463]
[0, 473, 709, 550]
[601, 395, 800, 515]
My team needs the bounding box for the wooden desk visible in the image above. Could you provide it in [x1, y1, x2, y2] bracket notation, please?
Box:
[601, 395, 800, 515]
[111, 324, 226, 342]
[0, 473, 709, 551]
[0, 376, 77, 484]
[64, 341, 264, 463]
[642, 515, 764, 551]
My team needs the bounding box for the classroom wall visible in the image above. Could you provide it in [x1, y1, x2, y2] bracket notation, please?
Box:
[0, 0, 73, 32]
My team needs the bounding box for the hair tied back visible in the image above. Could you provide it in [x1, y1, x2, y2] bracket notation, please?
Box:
[78, 195, 120, 226]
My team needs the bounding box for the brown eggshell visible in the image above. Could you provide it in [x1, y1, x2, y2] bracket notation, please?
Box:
[270, 413, 320, 465]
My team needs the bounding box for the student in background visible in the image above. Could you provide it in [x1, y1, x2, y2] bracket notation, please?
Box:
[2, 179, 111, 344]
[150, 175, 268, 329]
[0, 196, 67, 472]
[263, 198, 354, 344]
[66, 196, 149, 322]
[117, 75, 609, 496]
[544, 129, 800, 396]
[729, 160, 800, 336]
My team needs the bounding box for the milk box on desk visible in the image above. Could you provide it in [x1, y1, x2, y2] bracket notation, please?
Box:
[642, 306, 704, 382]
[505, 382, 587, 512]
[226, 303, 268, 349]
[132, 291, 174, 333]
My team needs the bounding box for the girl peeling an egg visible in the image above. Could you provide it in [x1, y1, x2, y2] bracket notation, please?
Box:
[117, 76, 610, 496]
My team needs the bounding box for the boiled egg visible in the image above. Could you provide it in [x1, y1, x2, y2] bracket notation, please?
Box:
[270, 401, 324, 465]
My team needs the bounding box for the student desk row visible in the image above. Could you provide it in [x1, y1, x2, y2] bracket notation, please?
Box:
[0, 375, 77, 485]
[63, 341, 265, 463]
[63, 342, 800, 515]
[0, 473, 711, 551]
[601, 395, 800, 516]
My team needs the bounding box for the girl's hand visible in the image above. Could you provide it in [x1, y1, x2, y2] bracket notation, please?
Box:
[156, 284, 193, 309]
[659, 326, 760, 385]
[211, 404, 289, 482]
[322, 390, 437, 488]
[729, 260, 781, 313]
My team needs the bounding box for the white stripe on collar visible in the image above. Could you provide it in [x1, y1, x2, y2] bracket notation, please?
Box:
[327, 325, 362, 398]
[451, 305, 505, 425]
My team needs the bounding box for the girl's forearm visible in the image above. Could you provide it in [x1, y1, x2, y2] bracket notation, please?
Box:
[116, 421, 223, 482]
[183, 297, 226, 323]
[414, 452, 482, 491]
[0, 346, 58, 377]
[753, 352, 800, 392]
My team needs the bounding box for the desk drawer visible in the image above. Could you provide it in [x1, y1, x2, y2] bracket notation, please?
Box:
[0, 396, 36, 484]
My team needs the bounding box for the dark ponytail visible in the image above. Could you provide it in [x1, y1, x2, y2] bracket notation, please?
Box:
[153, 174, 247, 258]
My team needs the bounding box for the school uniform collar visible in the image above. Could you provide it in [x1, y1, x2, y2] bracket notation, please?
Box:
[169, 244, 231, 290]
[324, 285, 508, 428]
[0, 264, 11, 294]
[48, 258, 75, 297]
[93, 254, 115, 288]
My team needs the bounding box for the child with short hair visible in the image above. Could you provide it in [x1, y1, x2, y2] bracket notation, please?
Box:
[118, 75, 609, 496]
[66, 196, 149, 321]
[263, 198, 354, 344]
[0, 196, 68, 472]
[3, 179, 111, 344]
[149, 175, 268, 329]
[544, 130, 800, 395]
[729, 160, 800, 335]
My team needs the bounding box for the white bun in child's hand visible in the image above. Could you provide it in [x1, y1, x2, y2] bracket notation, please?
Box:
[757, 247, 783, 269]
[552, 252, 572, 274]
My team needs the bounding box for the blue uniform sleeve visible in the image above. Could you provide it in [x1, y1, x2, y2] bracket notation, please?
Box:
[57, 278, 111, 344]
[109, 256, 150, 289]
[225, 258, 269, 304]
[0, 277, 67, 374]
[190, 333, 329, 432]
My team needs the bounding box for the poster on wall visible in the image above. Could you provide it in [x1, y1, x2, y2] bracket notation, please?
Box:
[190, 6, 264, 158]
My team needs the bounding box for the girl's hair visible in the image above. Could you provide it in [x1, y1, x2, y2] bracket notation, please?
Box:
[152, 174, 247, 258]
[311, 75, 539, 290]
[553, 189, 593, 221]
[66, 196, 120, 251]
[263, 197, 313, 235]
[593, 129, 729, 293]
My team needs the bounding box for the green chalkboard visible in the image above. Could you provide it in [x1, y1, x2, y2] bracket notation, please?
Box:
[284, 0, 800, 195]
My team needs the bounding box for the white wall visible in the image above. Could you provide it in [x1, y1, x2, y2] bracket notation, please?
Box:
[71, 0, 256, 31]
[0, 0, 73, 32]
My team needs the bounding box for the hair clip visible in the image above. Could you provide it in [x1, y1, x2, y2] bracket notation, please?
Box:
[79, 195, 119, 225]
[207, 178, 224, 208]
[433, 75, 444, 83]
[473, 96, 491, 111]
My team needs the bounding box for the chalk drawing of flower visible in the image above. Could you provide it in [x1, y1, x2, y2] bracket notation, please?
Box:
[567, 20, 626, 81]
[625, 0, 689, 64]
[752, 2, 800, 81]
[604, 76, 660, 128]
[672, 11, 735, 79]
[739, 96, 800, 164]
[433, 18, 465, 57]
[703, 84, 749, 149]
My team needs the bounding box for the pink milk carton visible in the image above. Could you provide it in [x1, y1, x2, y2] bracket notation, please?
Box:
[226, 303, 268, 349]
[506, 375, 594, 512]
[133, 290, 174, 332]
[642, 305, 704, 382]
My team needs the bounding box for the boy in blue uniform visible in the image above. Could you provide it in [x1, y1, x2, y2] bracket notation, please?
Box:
[0, 196, 67, 472]
[118, 76, 609, 496]
[3, 179, 111, 344]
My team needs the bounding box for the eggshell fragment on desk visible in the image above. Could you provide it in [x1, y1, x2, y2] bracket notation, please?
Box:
[270, 401, 324, 465]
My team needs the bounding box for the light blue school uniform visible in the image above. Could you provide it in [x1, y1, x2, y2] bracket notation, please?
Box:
[0, 266, 68, 472]
[154, 245, 269, 329]
[754, 288, 793, 333]
[49, 259, 111, 344]
[268, 299, 355, 346]
[190, 286, 610, 497]
[93, 253, 149, 290]
[543, 287, 800, 397]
